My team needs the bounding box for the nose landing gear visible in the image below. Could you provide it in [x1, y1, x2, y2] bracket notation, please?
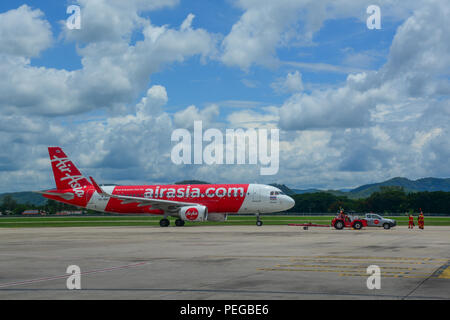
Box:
[256, 213, 263, 226]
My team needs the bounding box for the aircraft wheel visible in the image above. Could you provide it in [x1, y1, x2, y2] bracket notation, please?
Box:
[160, 218, 170, 227]
[175, 219, 185, 227]
[256, 220, 263, 227]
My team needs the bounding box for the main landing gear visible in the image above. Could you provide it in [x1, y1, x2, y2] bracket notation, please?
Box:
[256, 213, 263, 226]
[159, 218, 170, 227]
[159, 218, 185, 227]
[175, 219, 185, 227]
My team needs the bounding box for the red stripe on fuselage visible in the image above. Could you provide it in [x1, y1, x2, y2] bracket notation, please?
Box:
[104, 184, 249, 214]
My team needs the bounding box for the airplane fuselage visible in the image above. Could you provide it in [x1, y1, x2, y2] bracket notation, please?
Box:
[44, 183, 294, 215]
[39, 147, 295, 226]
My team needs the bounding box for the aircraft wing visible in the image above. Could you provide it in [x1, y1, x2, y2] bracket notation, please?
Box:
[89, 177, 197, 211]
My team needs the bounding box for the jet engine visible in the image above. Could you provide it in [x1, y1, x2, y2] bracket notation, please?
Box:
[179, 205, 208, 222]
[207, 213, 227, 222]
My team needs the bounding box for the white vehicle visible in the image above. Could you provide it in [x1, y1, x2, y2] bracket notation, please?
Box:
[364, 213, 396, 229]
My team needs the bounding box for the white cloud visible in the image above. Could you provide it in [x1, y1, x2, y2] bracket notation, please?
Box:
[0, 3, 217, 116]
[136, 85, 168, 117]
[180, 13, 195, 31]
[279, 0, 450, 131]
[221, 0, 307, 70]
[271, 71, 303, 94]
[221, 0, 423, 70]
[173, 104, 220, 129]
[283, 61, 368, 74]
[61, 0, 179, 43]
[227, 107, 279, 128]
[0, 5, 52, 57]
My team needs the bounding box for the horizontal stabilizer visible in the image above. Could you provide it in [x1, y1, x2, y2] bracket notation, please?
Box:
[33, 190, 75, 200]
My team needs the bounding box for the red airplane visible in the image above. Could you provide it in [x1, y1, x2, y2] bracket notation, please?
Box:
[35, 147, 295, 227]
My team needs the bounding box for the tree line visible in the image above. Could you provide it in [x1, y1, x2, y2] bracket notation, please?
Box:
[288, 187, 450, 214]
[0, 196, 80, 215]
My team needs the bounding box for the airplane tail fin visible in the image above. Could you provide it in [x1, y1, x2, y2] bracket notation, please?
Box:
[48, 147, 92, 190]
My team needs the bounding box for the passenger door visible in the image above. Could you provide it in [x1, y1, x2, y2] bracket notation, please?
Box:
[252, 186, 261, 202]
[365, 214, 375, 226]
[372, 214, 382, 227]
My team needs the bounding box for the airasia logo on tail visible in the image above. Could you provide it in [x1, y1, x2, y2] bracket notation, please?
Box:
[51, 154, 85, 198]
[185, 207, 199, 221]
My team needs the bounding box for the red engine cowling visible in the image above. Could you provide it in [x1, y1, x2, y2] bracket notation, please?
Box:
[179, 206, 208, 222]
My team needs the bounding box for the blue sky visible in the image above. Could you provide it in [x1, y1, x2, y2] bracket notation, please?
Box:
[0, 0, 449, 192]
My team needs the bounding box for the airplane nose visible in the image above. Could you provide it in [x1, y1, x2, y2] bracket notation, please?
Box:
[285, 196, 295, 210]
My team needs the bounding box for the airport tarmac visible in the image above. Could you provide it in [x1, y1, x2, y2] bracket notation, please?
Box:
[0, 225, 449, 299]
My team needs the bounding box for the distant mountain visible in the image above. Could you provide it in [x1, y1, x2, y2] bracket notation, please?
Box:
[269, 184, 295, 195]
[290, 177, 450, 198]
[348, 177, 450, 198]
[0, 192, 47, 206]
[291, 188, 321, 194]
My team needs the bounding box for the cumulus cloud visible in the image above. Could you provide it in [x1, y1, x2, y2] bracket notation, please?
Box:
[136, 85, 168, 116]
[173, 104, 220, 129]
[0, 5, 52, 58]
[221, 0, 423, 70]
[271, 71, 303, 94]
[221, 0, 306, 70]
[0, 3, 217, 116]
[61, 0, 179, 43]
[227, 107, 279, 128]
[279, 0, 450, 131]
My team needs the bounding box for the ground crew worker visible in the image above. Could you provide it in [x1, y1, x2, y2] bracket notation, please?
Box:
[418, 211, 424, 230]
[408, 214, 414, 229]
[338, 208, 345, 219]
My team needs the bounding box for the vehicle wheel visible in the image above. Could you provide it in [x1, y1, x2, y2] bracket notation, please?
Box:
[175, 219, 185, 227]
[334, 220, 344, 230]
[353, 221, 362, 230]
[159, 218, 170, 227]
[383, 223, 390, 230]
[256, 220, 263, 227]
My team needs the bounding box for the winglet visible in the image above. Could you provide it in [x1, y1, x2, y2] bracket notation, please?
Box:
[89, 176, 107, 195]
